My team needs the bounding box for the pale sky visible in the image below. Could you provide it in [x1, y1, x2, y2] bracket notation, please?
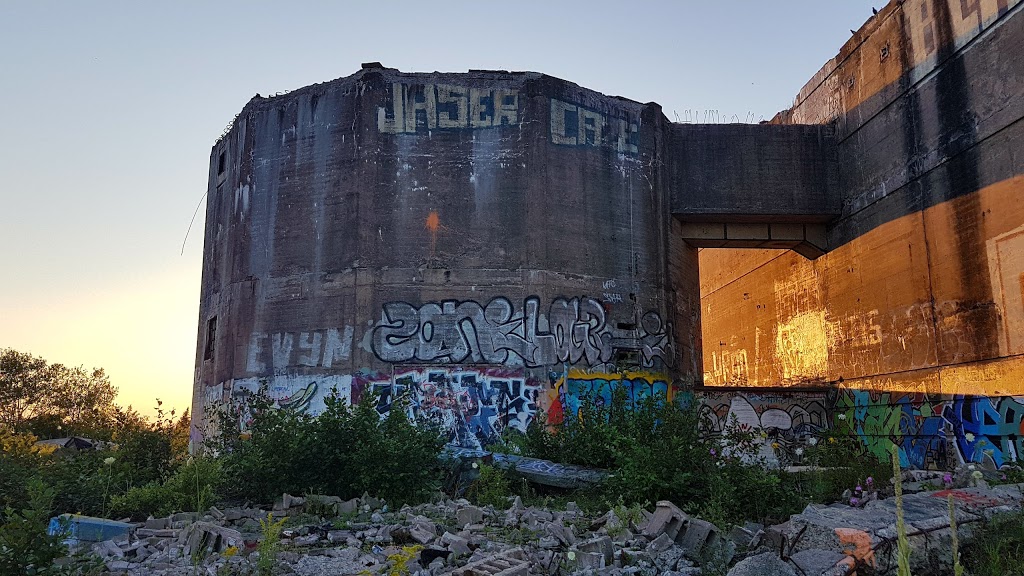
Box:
[0, 1, 880, 415]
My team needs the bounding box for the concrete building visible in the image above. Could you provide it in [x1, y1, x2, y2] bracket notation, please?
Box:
[194, 0, 1024, 467]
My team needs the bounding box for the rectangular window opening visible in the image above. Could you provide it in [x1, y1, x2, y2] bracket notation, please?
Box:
[217, 151, 226, 175]
[204, 316, 217, 360]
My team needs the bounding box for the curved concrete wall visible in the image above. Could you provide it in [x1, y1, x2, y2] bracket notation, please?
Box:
[192, 69, 699, 447]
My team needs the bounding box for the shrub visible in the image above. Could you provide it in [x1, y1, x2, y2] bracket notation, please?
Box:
[214, 388, 445, 506]
[44, 450, 115, 518]
[509, 388, 804, 527]
[109, 456, 221, 520]
[794, 430, 893, 505]
[0, 429, 44, 519]
[466, 464, 517, 509]
[0, 478, 67, 575]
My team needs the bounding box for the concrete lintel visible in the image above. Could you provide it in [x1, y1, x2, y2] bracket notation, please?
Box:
[678, 222, 726, 240]
[725, 223, 770, 240]
[679, 221, 829, 259]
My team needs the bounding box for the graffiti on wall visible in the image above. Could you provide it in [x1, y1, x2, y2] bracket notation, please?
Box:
[371, 296, 674, 369]
[698, 391, 830, 463]
[836, 390, 1024, 469]
[374, 367, 540, 450]
[231, 373, 355, 417]
[546, 369, 677, 425]
[225, 367, 540, 451]
[694, 389, 1024, 469]
[245, 327, 354, 374]
[549, 98, 639, 154]
[946, 395, 1024, 467]
[377, 83, 519, 134]
[835, 389, 950, 469]
[704, 346, 750, 386]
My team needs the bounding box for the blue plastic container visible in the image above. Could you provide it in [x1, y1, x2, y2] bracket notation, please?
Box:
[48, 514, 133, 542]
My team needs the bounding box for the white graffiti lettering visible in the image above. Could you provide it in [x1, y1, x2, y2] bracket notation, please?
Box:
[246, 327, 354, 374]
[378, 83, 519, 134]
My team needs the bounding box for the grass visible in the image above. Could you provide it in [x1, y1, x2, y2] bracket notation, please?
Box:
[962, 509, 1024, 576]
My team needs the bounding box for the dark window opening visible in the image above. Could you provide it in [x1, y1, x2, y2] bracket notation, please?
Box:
[217, 151, 226, 175]
[612, 348, 641, 369]
[204, 317, 217, 360]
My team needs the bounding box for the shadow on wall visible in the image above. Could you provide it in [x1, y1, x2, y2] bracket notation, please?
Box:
[696, 388, 1024, 469]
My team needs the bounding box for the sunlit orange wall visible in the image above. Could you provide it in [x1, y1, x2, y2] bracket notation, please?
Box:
[700, 0, 1024, 396]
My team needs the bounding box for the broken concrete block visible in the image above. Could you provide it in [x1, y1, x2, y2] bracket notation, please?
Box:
[338, 498, 359, 515]
[292, 534, 320, 546]
[441, 532, 472, 555]
[170, 512, 198, 524]
[456, 505, 485, 527]
[728, 525, 756, 548]
[572, 550, 605, 569]
[93, 539, 125, 559]
[546, 520, 576, 546]
[643, 501, 688, 541]
[647, 532, 674, 555]
[409, 525, 435, 545]
[361, 493, 383, 510]
[575, 535, 614, 565]
[274, 493, 305, 511]
[178, 522, 244, 555]
[136, 528, 177, 538]
[678, 517, 720, 559]
[726, 551, 796, 576]
[144, 517, 170, 530]
[790, 549, 848, 576]
[450, 547, 529, 576]
[105, 560, 130, 572]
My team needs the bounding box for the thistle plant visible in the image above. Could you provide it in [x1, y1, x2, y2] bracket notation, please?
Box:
[101, 456, 115, 517]
[948, 493, 964, 576]
[891, 446, 912, 576]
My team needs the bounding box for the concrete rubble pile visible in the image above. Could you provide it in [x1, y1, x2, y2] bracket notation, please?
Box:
[72, 480, 1024, 576]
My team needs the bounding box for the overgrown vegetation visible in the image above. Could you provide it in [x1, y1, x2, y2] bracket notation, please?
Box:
[792, 429, 894, 505]
[505, 388, 806, 526]
[211, 388, 446, 506]
[3, 346, 1023, 575]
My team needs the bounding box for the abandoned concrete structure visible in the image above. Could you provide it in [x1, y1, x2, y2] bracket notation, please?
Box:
[193, 0, 1024, 468]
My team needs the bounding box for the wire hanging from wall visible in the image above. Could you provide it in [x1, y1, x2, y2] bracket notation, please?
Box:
[181, 191, 209, 256]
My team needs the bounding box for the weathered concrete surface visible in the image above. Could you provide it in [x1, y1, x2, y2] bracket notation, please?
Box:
[192, 0, 1024, 471]
[699, 0, 1024, 463]
[695, 387, 1024, 469]
[193, 68, 698, 445]
[669, 123, 839, 223]
[784, 483, 1024, 575]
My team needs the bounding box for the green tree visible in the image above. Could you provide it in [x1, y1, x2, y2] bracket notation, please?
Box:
[0, 349, 49, 431]
[0, 348, 118, 436]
